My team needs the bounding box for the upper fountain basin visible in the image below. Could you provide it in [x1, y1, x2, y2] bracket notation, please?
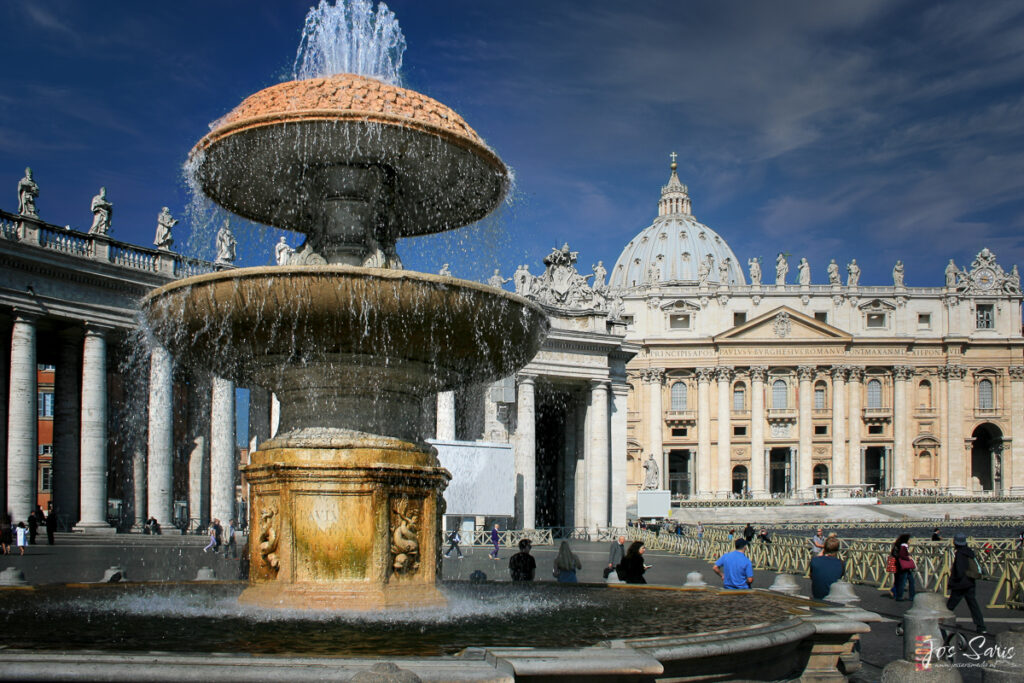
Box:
[190, 74, 509, 236]
[141, 266, 549, 392]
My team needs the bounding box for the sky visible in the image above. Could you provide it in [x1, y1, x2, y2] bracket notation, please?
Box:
[2, 0, 1024, 288]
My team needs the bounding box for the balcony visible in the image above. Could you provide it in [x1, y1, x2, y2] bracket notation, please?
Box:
[664, 410, 697, 426]
[766, 408, 798, 424]
[862, 407, 892, 424]
[974, 406, 1001, 419]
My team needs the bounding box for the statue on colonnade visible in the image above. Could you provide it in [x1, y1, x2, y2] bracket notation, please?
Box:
[17, 167, 39, 217]
[89, 187, 113, 235]
[154, 207, 177, 250]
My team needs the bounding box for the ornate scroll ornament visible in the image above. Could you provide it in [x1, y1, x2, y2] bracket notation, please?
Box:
[831, 365, 849, 381]
[715, 366, 735, 382]
[772, 311, 792, 338]
[956, 247, 1021, 295]
[694, 367, 716, 382]
[893, 365, 915, 381]
[847, 366, 865, 382]
[770, 423, 791, 438]
[257, 506, 281, 574]
[945, 364, 966, 380]
[525, 243, 607, 311]
[1009, 366, 1024, 380]
[642, 368, 666, 385]
[797, 365, 816, 381]
[749, 366, 768, 382]
[390, 496, 421, 575]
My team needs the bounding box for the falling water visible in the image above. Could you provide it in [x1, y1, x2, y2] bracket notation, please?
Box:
[293, 0, 406, 84]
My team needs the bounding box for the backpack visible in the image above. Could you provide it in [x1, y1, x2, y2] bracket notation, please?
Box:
[965, 556, 982, 580]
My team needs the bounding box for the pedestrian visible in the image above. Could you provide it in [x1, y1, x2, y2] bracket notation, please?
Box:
[27, 511, 38, 545]
[696, 521, 704, 541]
[809, 527, 825, 557]
[0, 516, 11, 554]
[888, 533, 916, 601]
[508, 539, 536, 581]
[45, 507, 57, 545]
[225, 519, 237, 558]
[203, 524, 217, 553]
[810, 537, 844, 600]
[212, 518, 223, 552]
[947, 533, 988, 634]
[489, 523, 501, 560]
[758, 528, 772, 544]
[713, 539, 754, 590]
[15, 521, 28, 555]
[618, 541, 650, 584]
[727, 529, 735, 541]
[444, 529, 463, 558]
[931, 528, 942, 542]
[743, 523, 755, 543]
[606, 535, 626, 581]
[553, 541, 582, 583]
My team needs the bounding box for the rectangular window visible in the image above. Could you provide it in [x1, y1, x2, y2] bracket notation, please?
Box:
[814, 388, 826, 410]
[37, 391, 54, 418]
[671, 427, 688, 437]
[814, 425, 828, 435]
[918, 313, 931, 330]
[38, 444, 53, 456]
[733, 312, 747, 326]
[868, 425, 883, 435]
[866, 313, 886, 328]
[733, 426, 747, 436]
[39, 466, 52, 492]
[621, 315, 634, 327]
[976, 304, 994, 329]
[38, 364, 55, 372]
[669, 314, 691, 329]
[814, 311, 828, 323]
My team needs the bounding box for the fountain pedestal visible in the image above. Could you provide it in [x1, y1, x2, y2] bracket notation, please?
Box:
[242, 435, 450, 610]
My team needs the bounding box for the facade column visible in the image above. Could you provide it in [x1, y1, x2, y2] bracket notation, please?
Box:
[6, 313, 37, 522]
[147, 344, 174, 526]
[945, 365, 967, 493]
[588, 380, 610, 530]
[830, 366, 847, 486]
[749, 366, 767, 498]
[609, 383, 628, 526]
[695, 367, 713, 497]
[77, 325, 114, 531]
[53, 329, 82, 524]
[797, 366, 815, 497]
[892, 365, 912, 489]
[1009, 367, 1024, 495]
[642, 369, 665, 488]
[514, 374, 536, 529]
[847, 368, 864, 486]
[188, 375, 211, 529]
[715, 367, 734, 496]
[210, 376, 236, 525]
[436, 391, 456, 441]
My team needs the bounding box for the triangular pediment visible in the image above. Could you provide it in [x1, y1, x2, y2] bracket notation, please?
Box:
[715, 306, 852, 343]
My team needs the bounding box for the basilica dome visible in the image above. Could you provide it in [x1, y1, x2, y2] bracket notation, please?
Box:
[609, 163, 745, 288]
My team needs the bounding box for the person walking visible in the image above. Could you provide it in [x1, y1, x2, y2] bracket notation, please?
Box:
[606, 535, 626, 581]
[508, 539, 536, 581]
[810, 537, 844, 599]
[489, 523, 501, 560]
[743, 524, 755, 543]
[947, 533, 988, 634]
[696, 521, 704, 542]
[27, 511, 38, 545]
[212, 518, 223, 553]
[225, 519, 238, 558]
[888, 533, 917, 601]
[15, 522, 28, 555]
[203, 524, 217, 553]
[0, 516, 11, 554]
[444, 529, 463, 558]
[45, 507, 57, 545]
[713, 539, 754, 590]
[809, 527, 825, 557]
[553, 541, 582, 583]
[618, 541, 650, 584]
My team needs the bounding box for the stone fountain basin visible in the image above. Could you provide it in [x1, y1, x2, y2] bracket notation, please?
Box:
[141, 265, 549, 392]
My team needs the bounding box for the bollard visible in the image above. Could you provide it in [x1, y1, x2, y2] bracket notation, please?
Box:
[683, 571, 707, 587]
[768, 573, 800, 595]
[0, 567, 29, 586]
[982, 625, 1024, 682]
[880, 592, 962, 682]
[195, 567, 217, 581]
[824, 580, 860, 605]
[101, 566, 127, 583]
[351, 661, 422, 683]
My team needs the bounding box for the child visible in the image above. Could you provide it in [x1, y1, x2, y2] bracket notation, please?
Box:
[16, 521, 28, 555]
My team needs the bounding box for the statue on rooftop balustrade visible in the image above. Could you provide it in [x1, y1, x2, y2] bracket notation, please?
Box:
[591, 261, 607, 290]
[748, 257, 761, 285]
[215, 220, 236, 264]
[827, 259, 841, 285]
[718, 257, 731, 286]
[487, 269, 511, 289]
[514, 264, 534, 296]
[847, 259, 861, 287]
[775, 253, 788, 285]
[17, 167, 39, 217]
[274, 236, 294, 265]
[154, 207, 177, 250]
[88, 187, 112, 235]
[893, 260, 905, 287]
[798, 257, 810, 286]
[945, 259, 959, 287]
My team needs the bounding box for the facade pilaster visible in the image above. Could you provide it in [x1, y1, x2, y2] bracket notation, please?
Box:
[610, 383, 629, 526]
[588, 379, 610, 530]
[695, 367, 714, 497]
[1008, 367, 1024, 495]
[830, 366, 848, 486]
[749, 366, 767, 498]
[436, 391, 456, 441]
[716, 367, 734, 496]
[643, 369, 666, 488]
[847, 368, 864, 486]
[892, 365, 913, 489]
[515, 374, 536, 529]
[210, 376, 236, 525]
[797, 365, 815, 497]
[945, 365, 967, 493]
[53, 329, 82, 524]
[6, 313, 37, 522]
[76, 325, 114, 531]
[147, 344, 174, 525]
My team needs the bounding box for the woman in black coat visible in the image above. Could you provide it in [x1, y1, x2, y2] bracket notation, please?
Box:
[618, 541, 649, 584]
[947, 534, 987, 633]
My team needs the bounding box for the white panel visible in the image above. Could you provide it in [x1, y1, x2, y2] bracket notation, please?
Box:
[431, 439, 514, 517]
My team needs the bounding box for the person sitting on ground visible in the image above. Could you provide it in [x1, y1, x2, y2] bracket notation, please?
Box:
[618, 541, 650, 584]
[758, 528, 772, 544]
[553, 540, 582, 583]
[147, 517, 162, 535]
[931, 527, 942, 542]
[810, 537, 845, 599]
[947, 533, 988, 634]
[713, 539, 753, 590]
[809, 527, 825, 557]
[508, 539, 536, 581]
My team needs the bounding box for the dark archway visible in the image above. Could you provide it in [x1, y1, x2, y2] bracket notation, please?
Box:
[732, 465, 748, 496]
[971, 423, 1003, 493]
[864, 447, 885, 491]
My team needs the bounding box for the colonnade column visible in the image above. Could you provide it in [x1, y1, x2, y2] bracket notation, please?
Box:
[77, 325, 113, 531]
[847, 368, 864, 485]
[609, 383, 628, 526]
[588, 380, 610, 530]
[6, 313, 37, 521]
[147, 344, 174, 525]
[945, 365, 966, 493]
[892, 366, 912, 489]
[188, 375, 212, 529]
[749, 367, 767, 498]
[1008, 367, 1024, 495]
[515, 374, 536, 529]
[695, 367, 713, 497]
[574, 400, 588, 530]
[436, 391, 456, 441]
[642, 369, 665, 488]
[53, 329, 82, 524]
[562, 400, 577, 528]
[796, 366, 815, 497]
[715, 367, 733, 496]
[830, 366, 847, 486]
[248, 386, 271, 453]
[132, 447, 146, 530]
[210, 376, 236, 524]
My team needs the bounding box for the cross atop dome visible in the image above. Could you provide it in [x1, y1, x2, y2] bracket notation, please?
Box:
[659, 153, 691, 217]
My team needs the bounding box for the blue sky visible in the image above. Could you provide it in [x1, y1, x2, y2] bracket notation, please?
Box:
[3, 0, 1024, 288]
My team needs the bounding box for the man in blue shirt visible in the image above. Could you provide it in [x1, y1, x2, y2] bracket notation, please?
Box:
[713, 539, 754, 590]
[810, 537, 845, 600]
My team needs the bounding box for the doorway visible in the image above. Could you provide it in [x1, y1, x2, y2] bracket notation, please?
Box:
[668, 449, 691, 498]
[971, 423, 1003, 492]
[769, 448, 791, 495]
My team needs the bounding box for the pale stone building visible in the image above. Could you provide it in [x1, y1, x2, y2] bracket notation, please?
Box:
[610, 162, 1024, 501]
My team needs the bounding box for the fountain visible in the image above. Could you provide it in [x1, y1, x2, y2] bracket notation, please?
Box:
[142, 0, 547, 610]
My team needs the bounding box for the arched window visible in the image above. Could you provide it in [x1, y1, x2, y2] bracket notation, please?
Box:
[867, 379, 882, 409]
[814, 382, 827, 410]
[772, 379, 788, 410]
[917, 380, 932, 409]
[671, 381, 687, 411]
[732, 384, 746, 412]
[978, 379, 994, 410]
